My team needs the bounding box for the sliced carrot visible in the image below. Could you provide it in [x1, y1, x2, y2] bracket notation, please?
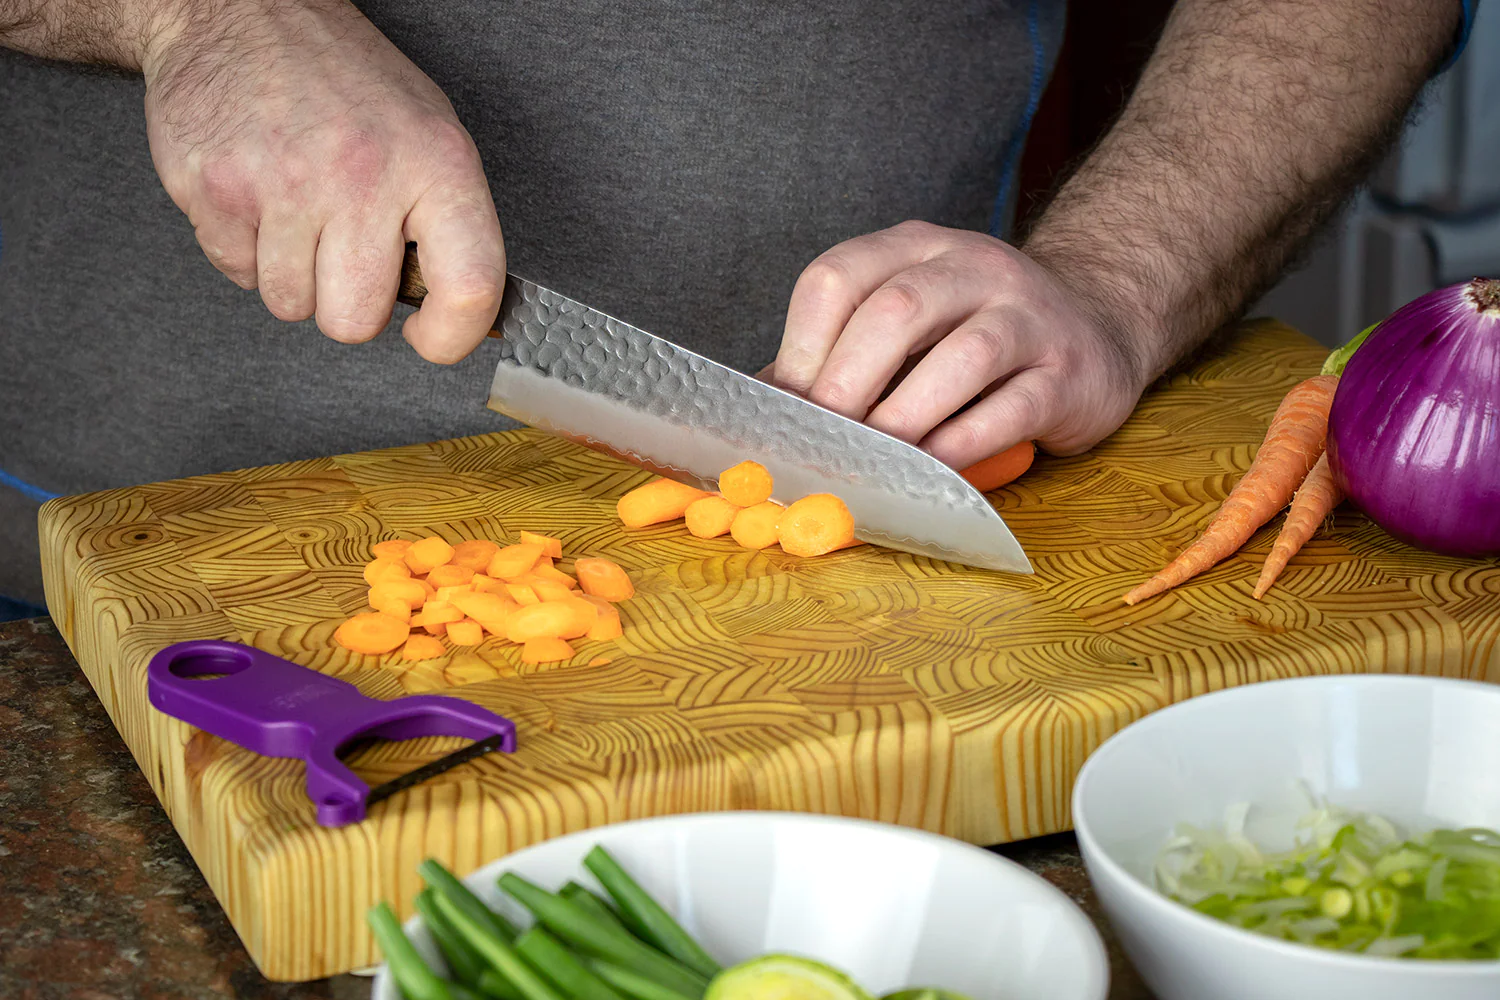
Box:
[778, 494, 856, 557]
[449, 590, 516, 624]
[553, 597, 599, 639]
[1123, 374, 1339, 605]
[434, 584, 474, 604]
[364, 557, 412, 587]
[718, 460, 774, 507]
[1253, 453, 1343, 600]
[685, 496, 741, 539]
[370, 593, 412, 621]
[417, 602, 463, 626]
[959, 441, 1036, 492]
[529, 562, 578, 589]
[505, 601, 580, 643]
[334, 612, 410, 655]
[573, 557, 635, 602]
[521, 637, 576, 664]
[471, 574, 506, 595]
[371, 539, 414, 559]
[527, 579, 575, 603]
[730, 501, 783, 550]
[447, 619, 484, 646]
[427, 564, 476, 589]
[370, 578, 429, 609]
[488, 543, 545, 580]
[449, 539, 500, 572]
[400, 634, 447, 661]
[404, 537, 456, 575]
[506, 583, 540, 606]
[422, 620, 449, 637]
[586, 600, 623, 641]
[476, 618, 510, 639]
[520, 531, 563, 558]
[617, 479, 709, 528]
[414, 578, 437, 600]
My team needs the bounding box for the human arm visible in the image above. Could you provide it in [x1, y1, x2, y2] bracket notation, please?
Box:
[768, 0, 1462, 467]
[0, 0, 504, 363]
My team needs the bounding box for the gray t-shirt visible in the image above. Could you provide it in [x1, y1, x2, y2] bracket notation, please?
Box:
[0, 1, 1063, 606]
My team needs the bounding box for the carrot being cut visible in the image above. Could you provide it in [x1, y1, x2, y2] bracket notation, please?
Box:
[1122, 374, 1339, 606]
[778, 494, 856, 557]
[718, 461, 774, 508]
[574, 557, 634, 601]
[371, 539, 413, 560]
[401, 634, 447, 661]
[1253, 453, 1343, 600]
[731, 501, 783, 550]
[684, 496, 741, 539]
[521, 637, 575, 664]
[404, 537, 456, 575]
[520, 531, 564, 558]
[960, 441, 1035, 492]
[448, 539, 500, 572]
[334, 612, 410, 655]
[617, 479, 709, 528]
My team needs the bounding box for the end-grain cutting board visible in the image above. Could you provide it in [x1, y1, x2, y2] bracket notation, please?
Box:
[39, 320, 1500, 980]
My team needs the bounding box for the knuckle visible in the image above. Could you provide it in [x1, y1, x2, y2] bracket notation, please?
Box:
[809, 368, 864, 416]
[331, 129, 386, 194]
[796, 255, 854, 304]
[197, 156, 257, 215]
[946, 327, 1006, 375]
[866, 282, 923, 326]
[892, 219, 937, 239]
[425, 118, 481, 168]
[441, 267, 504, 316]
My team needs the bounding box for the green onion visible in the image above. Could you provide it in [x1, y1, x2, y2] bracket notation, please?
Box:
[432, 889, 567, 1000]
[584, 846, 722, 979]
[561, 882, 633, 937]
[420, 858, 521, 942]
[514, 926, 629, 1000]
[1156, 800, 1500, 960]
[414, 888, 524, 1000]
[585, 957, 700, 1000]
[498, 873, 709, 998]
[367, 901, 456, 1000]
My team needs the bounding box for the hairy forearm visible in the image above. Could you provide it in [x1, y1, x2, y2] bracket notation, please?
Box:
[1022, 0, 1458, 384]
[0, 0, 172, 68]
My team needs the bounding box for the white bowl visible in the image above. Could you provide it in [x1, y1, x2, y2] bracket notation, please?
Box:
[1073, 675, 1500, 1000]
[371, 811, 1109, 1000]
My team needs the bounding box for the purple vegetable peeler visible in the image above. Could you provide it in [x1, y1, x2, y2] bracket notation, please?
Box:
[146, 639, 516, 827]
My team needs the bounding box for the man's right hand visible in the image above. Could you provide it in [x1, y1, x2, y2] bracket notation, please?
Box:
[140, 0, 504, 363]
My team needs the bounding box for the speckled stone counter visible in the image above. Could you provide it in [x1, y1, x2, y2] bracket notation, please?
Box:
[0, 617, 1154, 999]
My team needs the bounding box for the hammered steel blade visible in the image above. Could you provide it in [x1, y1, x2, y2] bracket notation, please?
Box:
[482, 276, 1032, 574]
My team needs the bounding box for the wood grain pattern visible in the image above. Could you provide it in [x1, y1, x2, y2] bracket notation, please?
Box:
[38, 320, 1500, 981]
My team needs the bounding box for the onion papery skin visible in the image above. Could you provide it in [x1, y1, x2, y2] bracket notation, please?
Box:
[1326, 279, 1500, 557]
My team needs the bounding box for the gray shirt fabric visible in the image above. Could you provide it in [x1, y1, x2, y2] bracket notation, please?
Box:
[0, 0, 1063, 606]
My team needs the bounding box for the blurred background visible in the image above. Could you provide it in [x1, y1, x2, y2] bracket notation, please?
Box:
[1016, 0, 1498, 349]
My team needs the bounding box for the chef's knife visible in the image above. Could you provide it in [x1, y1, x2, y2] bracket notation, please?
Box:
[396, 244, 1031, 574]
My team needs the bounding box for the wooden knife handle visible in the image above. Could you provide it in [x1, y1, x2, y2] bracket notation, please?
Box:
[396, 241, 506, 338]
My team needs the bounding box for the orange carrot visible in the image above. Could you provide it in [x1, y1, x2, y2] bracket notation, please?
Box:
[1253, 453, 1343, 600]
[470, 574, 506, 595]
[416, 602, 463, 626]
[553, 597, 600, 639]
[684, 496, 741, 539]
[447, 619, 484, 646]
[370, 578, 429, 609]
[449, 590, 515, 624]
[520, 531, 564, 558]
[448, 539, 500, 572]
[777, 494, 856, 557]
[526, 579, 575, 603]
[617, 479, 709, 528]
[427, 564, 476, 589]
[334, 612, 410, 655]
[400, 634, 447, 661]
[371, 539, 414, 560]
[521, 637, 576, 664]
[434, 584, 474, 604]
[585, 600, 622, 640]
[960, 441, 1035, 492]
[505, 602, 580, 643]
[1122, 374, 1339, 605]
[574, 557, 634, 601]
[717, 461, 774, 507]
[730, 501, 783, 550]
[506, 583, 541, 606]
[370, 592, 412, 621]
[488, 542, 545, 580]
[404, 537, 456, 575]
[529, 563, 578, 589]
[363, 557, 412, 587]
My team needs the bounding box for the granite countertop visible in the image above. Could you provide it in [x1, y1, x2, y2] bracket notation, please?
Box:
[0, 617, 1154, 999]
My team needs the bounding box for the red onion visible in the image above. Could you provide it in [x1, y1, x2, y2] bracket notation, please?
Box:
[1326, 278, 1500, 557]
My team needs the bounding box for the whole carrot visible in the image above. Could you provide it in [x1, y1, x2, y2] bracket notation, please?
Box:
[1252, 452, 1343, 599]
[1122, 374, 1338, 606]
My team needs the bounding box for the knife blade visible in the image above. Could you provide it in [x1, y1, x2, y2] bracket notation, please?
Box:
[397, 244, 1031, 574]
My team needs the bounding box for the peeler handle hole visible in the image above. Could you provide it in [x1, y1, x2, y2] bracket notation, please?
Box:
[167, 649, 253, 681]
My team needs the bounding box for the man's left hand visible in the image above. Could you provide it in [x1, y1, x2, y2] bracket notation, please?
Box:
[767, 221, 1150, 468]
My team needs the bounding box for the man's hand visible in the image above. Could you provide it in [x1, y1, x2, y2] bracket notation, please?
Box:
[138, 0, 503, 362]
[767, 220, 1147, 469]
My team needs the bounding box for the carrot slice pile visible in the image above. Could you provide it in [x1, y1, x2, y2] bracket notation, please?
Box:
[334, 530, 636, 667]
